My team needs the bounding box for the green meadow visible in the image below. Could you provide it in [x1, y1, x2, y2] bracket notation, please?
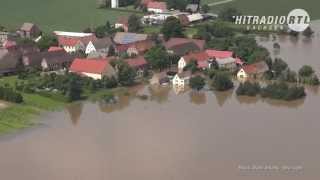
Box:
[203, 0, 320, 20]
[0, 0, 140, 32]
[0, 76, 64, 134]
[0, 0, 319, 32]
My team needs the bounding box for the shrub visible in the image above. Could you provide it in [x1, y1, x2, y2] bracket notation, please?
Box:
[236, 81, 261, 96]
[211, 73, 234, 91]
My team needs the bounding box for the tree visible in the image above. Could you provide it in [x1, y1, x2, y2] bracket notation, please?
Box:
[94, 25, 107, 38]
[303, 27, 314, 37]
[201, 4, 210, 13]
[37, 34, 58, 51]
[212, 72, 234, 91]
[128, 14, 143, 33]
[144, 45, 170, 70]
[271, 58, 288, 77]
[219, 7, 241, 22]
[236, 81, 261, 96]
[299, 65, 314, 77]
[183, 60, 199, 73]
[166, 0, 189, 10]
[116, 61, 137, 86]
[66, 76, 83, 102]
[190, 75, 206, 90]
[161, 17, 184, 40]
[108, 45, 115, 56]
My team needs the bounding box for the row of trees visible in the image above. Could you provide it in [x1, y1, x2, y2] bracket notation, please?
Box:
[236, 81, 306, 101]
[265, 58, 319, 85]
[0, 86, 24, 103]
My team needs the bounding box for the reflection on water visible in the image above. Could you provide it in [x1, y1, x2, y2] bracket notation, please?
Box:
[65, 102, 83, 126]
[0, 84, 320, 180]
[189, 91, 207, 105]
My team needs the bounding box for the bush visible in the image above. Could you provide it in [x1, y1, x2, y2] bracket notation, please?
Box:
[0, 86, 24, 103]
[299, 65, 314, 77]
[236, 82, 261, 96]
[261, 82, 305, 101]
[189, 76, 206, 91]
[212, 73, 234, 91]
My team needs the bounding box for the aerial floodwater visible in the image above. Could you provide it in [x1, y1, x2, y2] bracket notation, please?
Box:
[0, 23, 320, 180]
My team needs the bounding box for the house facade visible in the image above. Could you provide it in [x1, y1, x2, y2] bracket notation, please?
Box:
[178, 51, 210, 71]
[85, 37, 114, 56]
[69, 58, 116, 80]
[18, 23, 41, 39]
[172, 71, 191, 87]
[237, 61, 269, 80]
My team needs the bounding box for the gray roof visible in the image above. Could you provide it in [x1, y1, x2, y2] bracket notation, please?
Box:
[169, 42, 201, 56]
[93, 37, 113, 49]
[113, 32, 148, 45]
[20, 23, 36, 31]
[216, 57, 236, 65]
[23, 50, 74, 67]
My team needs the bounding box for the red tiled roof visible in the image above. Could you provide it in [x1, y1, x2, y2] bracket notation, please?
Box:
[165, 38, 205, 50]
[128, 40, 154, 53]
[147, 1, 167, 10]
[116, 44, 130, 53]
[125, 56, 148, 68]
[235, 57, 244, 65]
[48, 46, 64, 52]
[242, 61, 269, 74]
[183, 51, 209, 63]
[205, 49, 233, 59]
[141, 0, 154, 5]
[58, 35, 96, 47]
[69, 58, 110, 74]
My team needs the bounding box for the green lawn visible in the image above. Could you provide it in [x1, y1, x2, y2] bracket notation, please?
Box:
[0, 76, 64, 134]
[203, 0, 320, 20]
[0, 0, 140, 32]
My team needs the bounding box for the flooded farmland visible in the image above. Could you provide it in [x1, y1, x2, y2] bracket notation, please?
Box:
[0, 21, 320, 180]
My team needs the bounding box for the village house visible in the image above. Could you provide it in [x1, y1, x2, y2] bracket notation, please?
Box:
[178, 51, 210, 71]
[113, 32, 149, 45]
[172, 71, 192, 87]
[69, 58, 116, 80]
[0, 32, 17, 45]
[124, 56, 148, 77]
[0, 47, 21, 75]
[150, 72, 169, 85]
[115, 16, 129, 32]
[126, 40, 154, 56]
[164, 38, 205, 56]
[54, 31, 97, 53]
[85, 37, 114, 56]
[237, 61, 269, 80]
[18, 23, 41, 39]
[22, 49, 74, 71]
[205, 49, 238, 70]
[147, 1, 167, 13]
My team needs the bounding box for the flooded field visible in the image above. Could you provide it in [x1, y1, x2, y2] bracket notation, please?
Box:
[0, 83, 319, 180]
[257, 20, 320, 75]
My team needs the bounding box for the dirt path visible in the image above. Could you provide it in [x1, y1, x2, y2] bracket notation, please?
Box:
[208, 0, 235, 6]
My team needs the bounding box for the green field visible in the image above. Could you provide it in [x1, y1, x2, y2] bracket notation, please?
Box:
[0, 0, 139, 32]
[0, 76, 64, 134]
[203, 0, 320, 20]
[0, 0, 319, 33]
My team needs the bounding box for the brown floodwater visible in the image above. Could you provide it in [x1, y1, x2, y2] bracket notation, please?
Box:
[1, 22, 320, 180]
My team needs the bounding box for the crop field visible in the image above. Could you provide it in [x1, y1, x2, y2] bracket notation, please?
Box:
[0, 0, 319, 32]
[0, 0, 139, 32]
[203, 0, 320, 20]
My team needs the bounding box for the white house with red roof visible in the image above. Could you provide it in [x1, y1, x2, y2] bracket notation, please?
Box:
[237, 61, 269, 80]
[54, 31, 97, 53]
[178, 51, 210, 71]
[69, 58, 116, 80]
[205, 49, 239, 70]
[147, 1, 167, 13]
